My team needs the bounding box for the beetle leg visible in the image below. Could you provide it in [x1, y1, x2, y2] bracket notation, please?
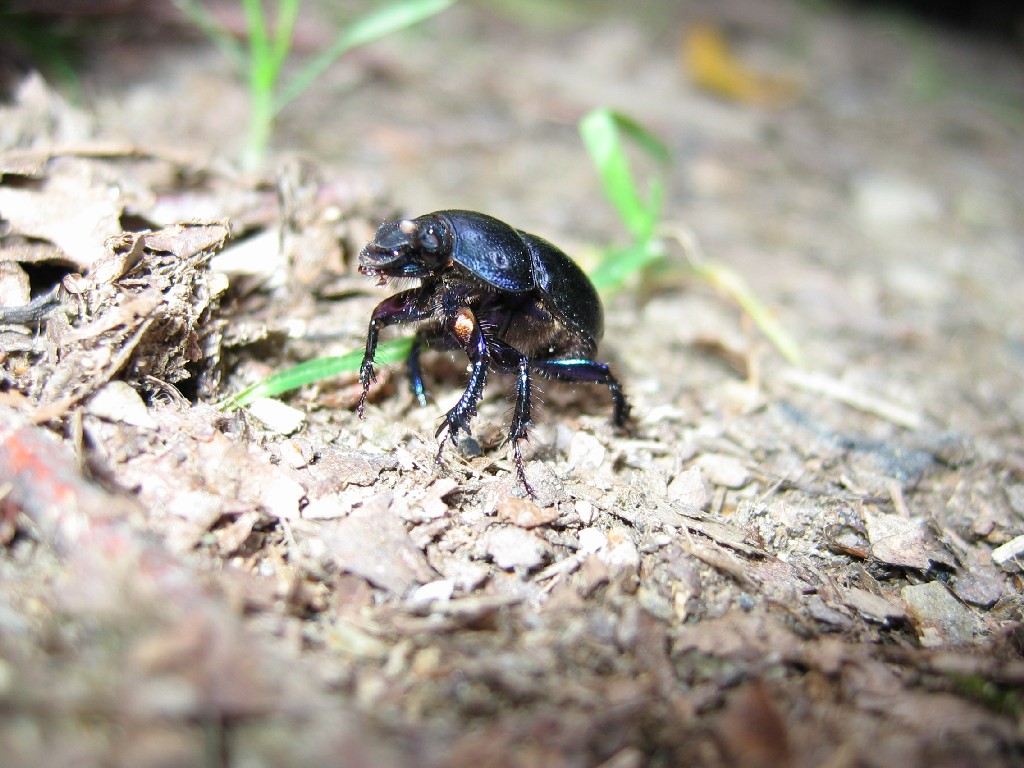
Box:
[407, 332, 429, 407]
[358, 290, 431, 417]
[490, 341, 534, 493]
[531, 358, 631, 427]
[436, 308, 489, 448]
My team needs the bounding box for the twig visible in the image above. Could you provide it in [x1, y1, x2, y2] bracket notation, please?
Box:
[781, 368, 924, 430]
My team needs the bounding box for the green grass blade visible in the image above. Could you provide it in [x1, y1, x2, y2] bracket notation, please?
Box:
[240, 0, 278, 168]
[605, 110, 671, 165]
[170, 0, 246, 69]
[693, 260, 804, 367]
[665, 226, 804, 367]
[227, 335, 414, 410]
[275, 0, 456, 114]
[270, 0, 301, 74]
[241, 0, 271, 76]
[579, 108, 670, 243]
[588, 241, 665, 292]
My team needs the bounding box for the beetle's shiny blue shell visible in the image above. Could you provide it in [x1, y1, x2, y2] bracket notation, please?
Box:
[434, 209, 604, 342]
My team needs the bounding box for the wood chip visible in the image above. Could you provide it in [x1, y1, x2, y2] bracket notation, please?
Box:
[781, 368, 924, 430]
[863, 511, 933, 570]
[843, 586, 907, 624]
[991, 534, 1024, 571]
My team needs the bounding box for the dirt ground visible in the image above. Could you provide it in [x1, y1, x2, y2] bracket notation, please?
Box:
[1, 1, 1023, 766]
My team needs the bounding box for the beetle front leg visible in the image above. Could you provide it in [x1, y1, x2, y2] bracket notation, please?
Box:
[435, 308, 489, 449]
[358, 290, 430, 417]
[406, 332, 429, 407]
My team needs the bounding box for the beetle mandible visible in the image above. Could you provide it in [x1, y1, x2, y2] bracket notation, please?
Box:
[356, 209, 630, 492]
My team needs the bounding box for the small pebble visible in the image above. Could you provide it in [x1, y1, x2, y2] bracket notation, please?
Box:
[696, 454, 749, 489]
[567, 431, 606, 471]
[411, 579, 455, 605]
[667, 466, 711, 510]
[279, 438, 315, 469]
[575, 499, 596, 526]
[578, 527, 607, 554]
[901, 582, 978, 647]
[86, 381, 157, 429]
[248, 397, 305, 435]
[853, 172, 942, 228]
[843, 587, 907, 624]
[601, 526, 640, 573]
[457, 434, 482, 458]
[485, 527, 548, 571]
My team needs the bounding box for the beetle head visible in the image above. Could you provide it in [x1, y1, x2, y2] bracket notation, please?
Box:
[359, 215, 451, 280]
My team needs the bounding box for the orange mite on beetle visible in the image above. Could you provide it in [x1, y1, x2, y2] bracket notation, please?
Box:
[356, 209, 630, 493]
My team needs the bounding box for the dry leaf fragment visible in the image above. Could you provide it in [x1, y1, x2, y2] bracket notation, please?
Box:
[496, 494, 559, 528]
[323, 619, 391, 660]
[85, 380, 158, 429]
[0, 148, 49, 176]
[144, 223, 230, 259]
[319, 495, 436, 594]
[696, 453, 750, 489]
[601, 525, 642, 576]
[247, 397, 306, 435]
[93, 231, 146, 284]
[666, 466, 711, 510]
[0, 261, 30, 307]
[682, 22, 801, 106]
[252, 461, 307, 519]
[304, 448, 399, 494]
[0, 156, 123, 271]
[657, 503, 766, 557]
[213, 510, 261, 555]
[393, 477, 459, 522]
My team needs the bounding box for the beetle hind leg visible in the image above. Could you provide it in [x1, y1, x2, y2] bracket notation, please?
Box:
[510, 370, 535, 494]
[531, 358, 631, 428]
[492, 343, 535, 494]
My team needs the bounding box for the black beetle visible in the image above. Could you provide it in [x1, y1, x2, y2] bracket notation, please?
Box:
[356, 209, 630, 491]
